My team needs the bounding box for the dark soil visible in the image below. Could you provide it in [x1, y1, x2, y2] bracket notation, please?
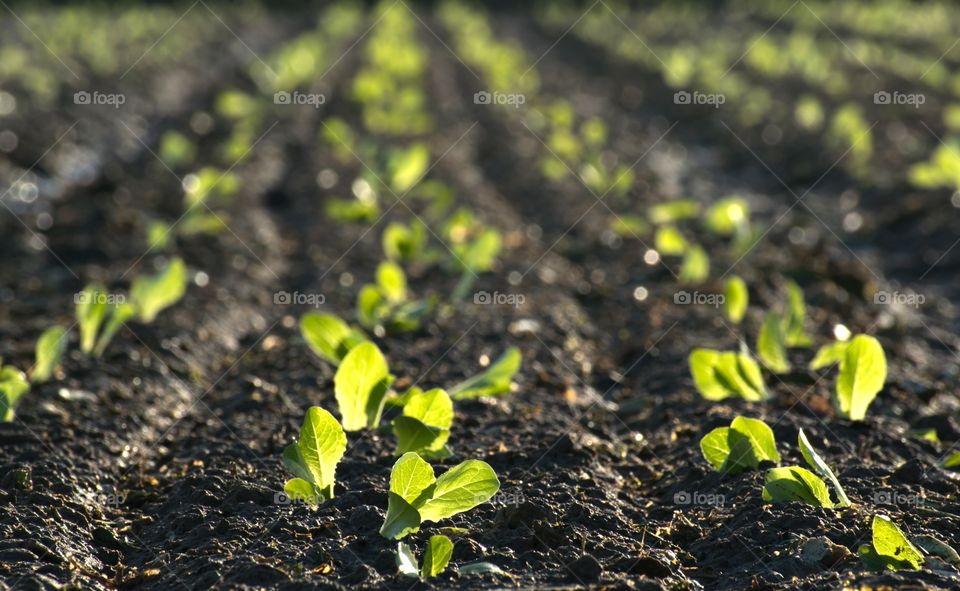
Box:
[2, 3, 960, 591]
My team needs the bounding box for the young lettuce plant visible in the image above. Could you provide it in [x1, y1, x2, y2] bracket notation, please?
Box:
[358, 261, 434, 334]
[31, 326, 68, 383]
[757, 312, 790, 374]
[858, 515, 924, 571]
[335, 342, 394, 431]
[724, 276, 748, 324]
[762, 429, 850, 508]
[77, 258, 189, 357]
[383, 220, 430, 265]
[701, 416, 779, 474]
[689, 348, 768, 401]
[834, 335, 887, 421]
[392, 388, 453, 458]
[282, 406, 347, 504]
[397, 535, 454, 580]
[300, 312, 368, 365]
[0, 362, 30, 422]
[444, 210, 503, 301]
[449, 347, 521, 400]
[380, 452, 500, 540]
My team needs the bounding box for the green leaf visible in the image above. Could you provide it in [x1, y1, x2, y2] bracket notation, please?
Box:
[396, 542, 420, 578]
[381, 491, 422, 540]
[762, 466, 834, 507]
[724, 276, 748, 324]
[836, 335, 887, 421]
[377, 261, 407, 303]
[689, 349, 730, 400]
[705, 196, 750, 235]
[32, 326, 67, 383]
[757, 312, 790, 374]
[300, 312, 368, 365]
[422, 535, 454, 579]
[76, 284, 109, 354]
[393, 388, 453, 455]
[284, 478, 319, 504]
[450, 348, 521, 400]
[458, 229, 502, 274]
[649, 200, 700, 224]
[130, 257, 188, 323]
[383, 221, 427, 262]
[861, 515, 924, 571]
[655, 225, 686, 256]
[943, 451, 960, 469]
[390, 452, 437, 504]
[0, 366, 30, 422]
[417, 460, 500, 523]
[809, 341, 849, 371]
[389, 143, 430, 193]
[700, 417, 779, 474]
[730, 416, 780, 464]
[357, 285, 385, 329]
[798, 429, 850, 507]
[334, 342, 394, 430]
[679, 245, 710, 284]
[783, 281, 813, 347]
[282, 407, 347, 503]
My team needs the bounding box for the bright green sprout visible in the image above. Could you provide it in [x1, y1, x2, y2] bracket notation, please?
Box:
[689, 348, 767, 401]
[282, 406, 347, 505]
[397, 535, 454, 580]
[334, 342, 394, 431]
[449, 347, 521, 400]
[700, 416, 779, 474]
[858, 515, 924, 571]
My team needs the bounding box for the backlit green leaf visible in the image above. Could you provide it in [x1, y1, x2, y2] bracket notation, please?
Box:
[130, 257, 188, 323]
[32, 326, 67, 383]
[762, 466, 833, 507]
[300, 312, 368, 365]
[334, 342, 394, 430]
[417, 460, 500, 523]
[450, 348, 520, 400]
[798, 429, 850, 507]
[757, 312, 790, 373]
[422, 535, 454, 578]
[724, 276, 748, 324]
[836, 335, 886, 421]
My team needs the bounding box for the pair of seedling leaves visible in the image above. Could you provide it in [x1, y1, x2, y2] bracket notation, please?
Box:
[396, 534, 503, 580]
[77, 257, 188, 358]
[701, 417, 850, 508]
[0, 324, 73, 422]
[358, 261, 434, 334]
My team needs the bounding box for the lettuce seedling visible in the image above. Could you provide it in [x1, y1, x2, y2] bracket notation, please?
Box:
[449, 348, 521, 400]
[397, 535, 454, 580]
[31, 326, 67, 383]
[649, 200, 700, 224]
[282, 406, 347, 504]
[783, 280, 812, 347]
[762, 466, 833, 507]
[835, 335, 886, 421]
[131, 258, 188, 323]
[380, 452, 500, 540]
[335, 342, 394, 431]
[858, 515, 924, 571]
[701, 416, 779, 474]
[705, 196, 750, 236]
[689, 348, 767, 401]
[798, 429, 851, 507]
[0, 363, 30, 422]
[444, 210, 503, 301]
[757, 312, 790, 374]
[300, 312, 368, 365]
[77, 284, 109, 354]
[383, 221, 429, 264]
[358, 262, 434, 334]
[724, 276, 748, 324]
[654, 225, 686, 256]
[392, 388, 453, 457]
[388, 143, 430, 193]
[679, 245, 709, 284]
